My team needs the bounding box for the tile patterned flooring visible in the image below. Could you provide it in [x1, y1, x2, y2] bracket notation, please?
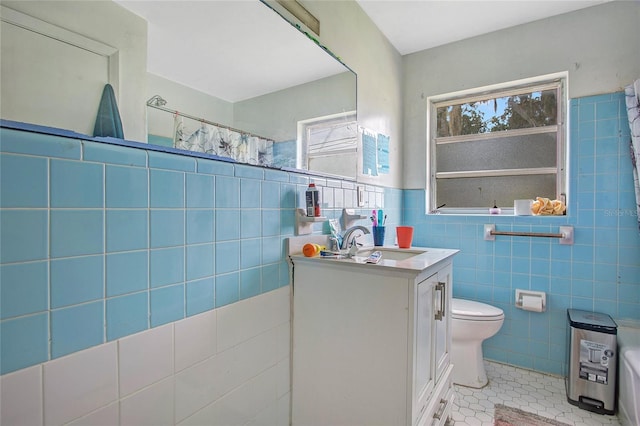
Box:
[450, 361, 621, 426]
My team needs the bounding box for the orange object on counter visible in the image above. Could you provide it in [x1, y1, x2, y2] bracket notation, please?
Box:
[396, 226, 414, 248]
[303, 243, 326, 257]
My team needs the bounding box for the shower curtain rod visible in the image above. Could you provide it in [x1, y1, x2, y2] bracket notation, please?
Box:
[146, 95, 274, 142]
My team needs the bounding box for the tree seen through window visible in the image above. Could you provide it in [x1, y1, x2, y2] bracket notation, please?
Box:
[436, 89, 558, 137]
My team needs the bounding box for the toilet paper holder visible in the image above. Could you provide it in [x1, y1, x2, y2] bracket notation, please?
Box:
[515, 289, 546, 312]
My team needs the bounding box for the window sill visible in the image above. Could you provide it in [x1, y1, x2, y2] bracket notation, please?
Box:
[429, 208, 568, 217]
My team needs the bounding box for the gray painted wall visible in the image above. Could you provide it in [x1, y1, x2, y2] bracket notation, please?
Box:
[303, 0, 404, 188]
[146, 73, 234, 142]
[2, 1, 148, 142]
[402, 1, 640, 189]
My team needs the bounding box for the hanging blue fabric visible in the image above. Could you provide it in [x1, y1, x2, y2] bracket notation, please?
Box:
[93, 83, 124, 139]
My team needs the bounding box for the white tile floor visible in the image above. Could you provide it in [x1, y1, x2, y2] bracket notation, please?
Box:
[450, 361, 621, 426]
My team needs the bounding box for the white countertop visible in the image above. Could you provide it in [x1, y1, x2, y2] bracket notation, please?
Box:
[289, 244, 459, 276]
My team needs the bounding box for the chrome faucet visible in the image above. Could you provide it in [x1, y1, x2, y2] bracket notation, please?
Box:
[340, 225, 371, 250]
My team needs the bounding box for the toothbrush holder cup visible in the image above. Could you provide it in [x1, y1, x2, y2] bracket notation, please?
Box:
[372, 226, 386, 246]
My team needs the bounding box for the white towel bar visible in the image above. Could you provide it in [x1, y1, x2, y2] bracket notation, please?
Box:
[484, 224, 573, 245]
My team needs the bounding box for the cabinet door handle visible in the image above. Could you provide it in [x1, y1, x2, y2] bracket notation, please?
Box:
[440, 281, 446, 319]
[434, 282, 446, 321]
[433, 398, 448, 420]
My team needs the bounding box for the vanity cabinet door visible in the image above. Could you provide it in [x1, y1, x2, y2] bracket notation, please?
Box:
[414, 273, 436, 424]
[433, 263, 452, 382]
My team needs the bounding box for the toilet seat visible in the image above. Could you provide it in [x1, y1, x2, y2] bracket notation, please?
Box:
[452, 298, 504, 321]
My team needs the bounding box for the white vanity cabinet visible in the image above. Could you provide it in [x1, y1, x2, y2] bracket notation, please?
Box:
[290, 248, 457, 426]
[415, 264, 454, 426]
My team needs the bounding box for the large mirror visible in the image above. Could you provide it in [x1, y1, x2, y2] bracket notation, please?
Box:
[119, 0, 358, 179]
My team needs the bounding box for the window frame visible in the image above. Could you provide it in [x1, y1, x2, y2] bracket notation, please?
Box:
[425, 72, 569, 215]
[297, 111, 357, 170]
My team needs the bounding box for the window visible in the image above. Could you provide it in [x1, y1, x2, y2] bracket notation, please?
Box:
[298, 112, 357, 177]
[427, 74, 567, 214]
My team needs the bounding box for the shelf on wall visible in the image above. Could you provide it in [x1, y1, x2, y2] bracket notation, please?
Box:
[296, 208, 326, 235]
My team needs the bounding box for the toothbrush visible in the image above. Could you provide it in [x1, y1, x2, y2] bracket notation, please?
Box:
[372, 210, 377, 226]
[378, 210, 383, 226]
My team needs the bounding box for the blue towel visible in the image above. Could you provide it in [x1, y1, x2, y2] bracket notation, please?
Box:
[93, 84, 124, 139]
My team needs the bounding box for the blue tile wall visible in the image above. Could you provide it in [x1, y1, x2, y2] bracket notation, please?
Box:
[0, 154, 48, 208]
[216, 241, 240, 274]
[150, 284, 185, 327]
[216, 272, 240, 307]
[240, 179, 262, 208]
[216, 210, 240, 241]
[50, 255, 103, 308]
[84, 140, 147, 166]
[50, 210, 103, 258]
[215, 176, 240, 208]
[150, 169, 184, 208]
[0, 313, 49, 373]
[0, 262, 48, 319]
[51, 301, 104, 358]
[150, 209, 185, 248]
[50, 160, 103, 208]
[0, 128, 81, 159]
[186, 277, 215, 317]
[3, 125, 390, 375]
[149, 247, 184, 289]
[106, 291, 149, 341]
[0, 210, 48, 263]
[105, 251, 148, 297]
[105, 165, 148, 208]
[186, 210, 215, 244]
[106, 210, 148, 252]
[404, 92, 640, 376]
[241, 210, 262, 238]
[186, 173, 215, 208]
[148, 151, 196, 172]
[240, 268, 261, 300]
[186, 244, 214, 281]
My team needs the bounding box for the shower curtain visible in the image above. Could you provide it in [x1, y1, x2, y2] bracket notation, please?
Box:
[625, 79, 640, 232]
[173, 115, 274, 167]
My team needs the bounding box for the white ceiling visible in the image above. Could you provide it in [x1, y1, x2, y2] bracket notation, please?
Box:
[116, 0, 610, 102]
[115, 0, 347, 102]
[356, 0, 610, 55]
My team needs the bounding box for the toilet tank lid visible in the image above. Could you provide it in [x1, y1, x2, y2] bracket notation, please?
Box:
[452, 298, 504, 319]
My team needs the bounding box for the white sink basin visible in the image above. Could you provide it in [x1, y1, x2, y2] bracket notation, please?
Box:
[352, 247, 427, 262]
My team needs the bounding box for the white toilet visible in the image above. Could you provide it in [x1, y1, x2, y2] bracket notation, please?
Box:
[451, 298, 504, 388]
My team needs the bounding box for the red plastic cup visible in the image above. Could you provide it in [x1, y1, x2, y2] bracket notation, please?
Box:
[396, 226, 414, 248]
